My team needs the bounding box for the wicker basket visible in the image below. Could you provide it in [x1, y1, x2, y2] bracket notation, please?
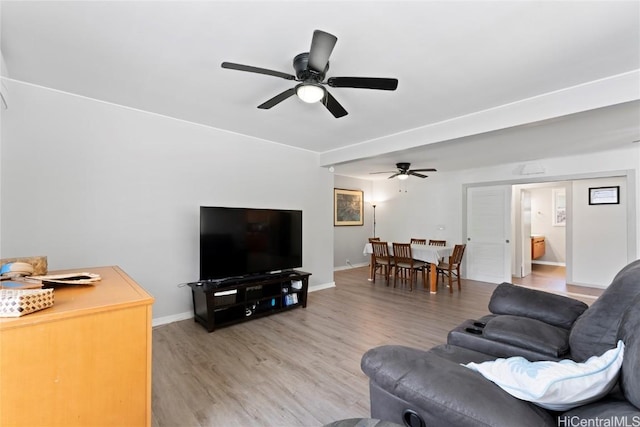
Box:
[0, 288, 54, 317]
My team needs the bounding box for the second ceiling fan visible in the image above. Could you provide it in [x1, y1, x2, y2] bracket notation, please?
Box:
[371, 162, 437, 180]
[221, 29, 398, 118]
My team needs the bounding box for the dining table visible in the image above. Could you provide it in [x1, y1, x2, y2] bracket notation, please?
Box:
[363, 242, 453, 294]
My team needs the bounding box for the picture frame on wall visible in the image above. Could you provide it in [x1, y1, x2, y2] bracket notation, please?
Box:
[552, 188, 566, 226]
[334, 188, 364, 226]
[589, 186, 620, 205]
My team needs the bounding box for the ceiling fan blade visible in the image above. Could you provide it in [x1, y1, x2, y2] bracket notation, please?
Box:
[257, 88, 297, 109]
[369, 171, 397, 174]
[322, 91, 348, 118]
[409, 172, 429, 178]
[410, 168, 438, 172]
[308, 30, 337, 73]
[221, 62, 296, 81]
[327, 77, 398, 91]
[387, 173, 400, 179]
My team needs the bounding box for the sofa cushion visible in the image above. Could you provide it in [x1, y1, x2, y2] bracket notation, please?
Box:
[570, 259, 640, 362]
[488, 282, 588, 329]
[465, 340, 624, 411]
[361, 345, 555, 427]
[483, 315, 570, 358]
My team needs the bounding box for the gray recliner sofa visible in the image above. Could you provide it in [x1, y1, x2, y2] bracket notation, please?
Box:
[361, 259, 640, 427]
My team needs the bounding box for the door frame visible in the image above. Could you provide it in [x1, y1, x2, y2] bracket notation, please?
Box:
[514, 187, 533, 278]
[462, 169, 637, 284]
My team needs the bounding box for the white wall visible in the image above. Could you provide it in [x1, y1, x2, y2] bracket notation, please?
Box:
[333, 174, 372, 269]
[372, 147, 639, 287]
[572, 176, 628, 286]
[373, 174, 461, 246]
[0, 80, 335, 321]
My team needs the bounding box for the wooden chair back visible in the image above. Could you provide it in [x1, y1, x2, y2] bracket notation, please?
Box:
[392, 243, 413, 264]
[450, 244, 466, 265]
[410, 238, 427, 245]
[429, 239, 447, 247]
[392, 242, 426, 291]
[368, 237, 381, 243]
[372, 241, 394, 286]
[372, 241, 391, 260]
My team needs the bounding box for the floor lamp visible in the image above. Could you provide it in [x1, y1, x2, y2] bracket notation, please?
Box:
[372, 204, 377, 238]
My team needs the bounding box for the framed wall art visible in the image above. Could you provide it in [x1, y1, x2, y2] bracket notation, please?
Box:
[552, 188, 566, 226]
[589, 186, 620, 205]
[334, 188, 364, 226]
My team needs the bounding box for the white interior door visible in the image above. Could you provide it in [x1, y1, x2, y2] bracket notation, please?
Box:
[466, 185, 512, 283]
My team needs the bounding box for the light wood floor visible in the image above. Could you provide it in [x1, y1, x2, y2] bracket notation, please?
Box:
[511, 264, 603, 298]
[151, 268, 500, 427]
[151, 266, 600, 427]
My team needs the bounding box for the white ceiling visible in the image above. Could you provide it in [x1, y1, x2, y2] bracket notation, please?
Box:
[1, 1, 639, 179]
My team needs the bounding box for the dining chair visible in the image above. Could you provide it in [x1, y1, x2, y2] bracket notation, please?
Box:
[428, 239, 447, 268]
[409, 238, 429, 276]
[436, 244, 466, 293]
[371, 241, 394, 286]
[392, 243, 427, 291]
[367, 237, 381, 279]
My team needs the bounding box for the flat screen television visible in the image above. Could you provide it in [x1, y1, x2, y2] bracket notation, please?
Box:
[200, 206, 303, 280]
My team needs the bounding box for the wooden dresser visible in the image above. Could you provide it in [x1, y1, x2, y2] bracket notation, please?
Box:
[0, 266, 154, 427]
[531, 236, 546, 260]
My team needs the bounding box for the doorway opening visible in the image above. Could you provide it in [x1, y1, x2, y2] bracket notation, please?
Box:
[510, 175, 629, 299]
[512, 182, 569, 291]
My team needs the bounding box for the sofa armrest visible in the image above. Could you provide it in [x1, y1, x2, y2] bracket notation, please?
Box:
[361, 345, 555, 427]
[489, 282, 588, 329]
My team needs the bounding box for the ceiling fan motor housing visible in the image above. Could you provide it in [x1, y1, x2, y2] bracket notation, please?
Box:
[396, 162, 411, 171]
[294, 52, 328, 82]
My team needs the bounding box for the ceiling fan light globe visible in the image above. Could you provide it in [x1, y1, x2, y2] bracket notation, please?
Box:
[296, 84, 325, 103]
[398, 174, 409, 180]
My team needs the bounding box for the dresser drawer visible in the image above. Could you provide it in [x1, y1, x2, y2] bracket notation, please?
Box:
[531, 237, 545, 259]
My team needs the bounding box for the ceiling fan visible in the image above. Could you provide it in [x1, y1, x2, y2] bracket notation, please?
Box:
[221, 29, 398, 118]
[370, 162, 437, 180]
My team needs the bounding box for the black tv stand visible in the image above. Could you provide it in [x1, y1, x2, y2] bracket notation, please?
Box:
[188, 270, 311, 332]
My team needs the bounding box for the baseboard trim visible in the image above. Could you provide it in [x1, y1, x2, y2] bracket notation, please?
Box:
[334, 262, 368, 271]
[565, 281, 607, 290]
[152, 311, 193, 327]
[532, 260, 566, 267]
[309, 281, 336, 292]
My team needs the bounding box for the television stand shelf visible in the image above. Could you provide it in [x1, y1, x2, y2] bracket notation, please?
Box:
[188, 270, 311, 332]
